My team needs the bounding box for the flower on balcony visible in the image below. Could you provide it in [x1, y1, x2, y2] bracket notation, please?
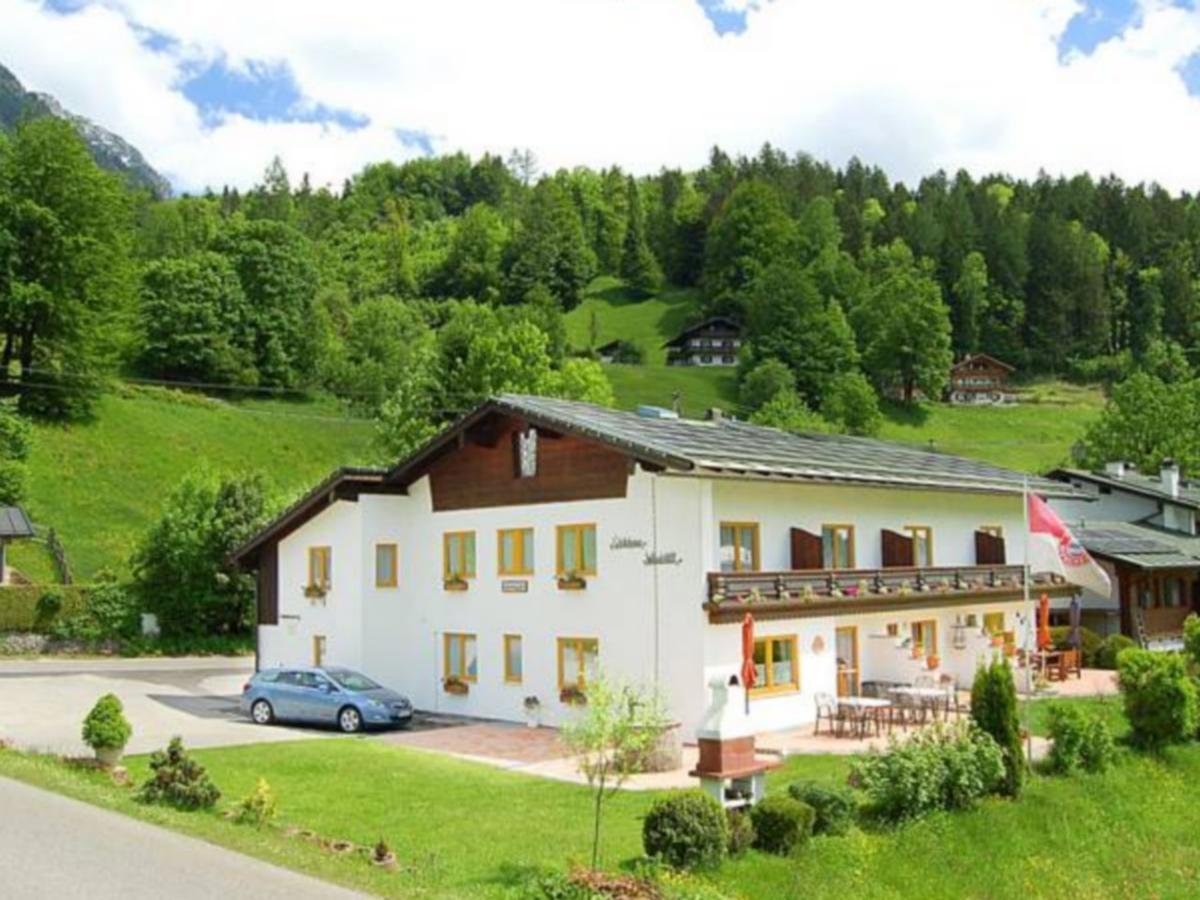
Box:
[801, 585, 816, 603]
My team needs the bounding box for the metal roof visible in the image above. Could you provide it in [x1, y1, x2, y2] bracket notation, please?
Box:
[1073, 520, 1200, 571]
[451, 394, 1081, 498]
[1052, 467, 1200, 511]
[0, 506, 34, 539]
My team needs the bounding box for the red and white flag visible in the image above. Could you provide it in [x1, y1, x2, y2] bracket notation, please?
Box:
[1027, 493, 1111, 596]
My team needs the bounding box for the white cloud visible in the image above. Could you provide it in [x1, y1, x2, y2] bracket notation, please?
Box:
[3, 0, 1200, 193]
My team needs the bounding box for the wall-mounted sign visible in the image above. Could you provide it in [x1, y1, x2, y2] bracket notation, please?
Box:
[501, 580, 529, 593]
[610, 535, 647, 551]
[811, 635, 826, 655]
[643, 551, 683, 567]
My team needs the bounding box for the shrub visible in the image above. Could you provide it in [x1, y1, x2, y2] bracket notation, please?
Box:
[1184, 614, 1200, 671]
[34, 589, 63, 628]
[1048, 625, 1103, 667]
[1045, 704, 1117, 775]
[642, 791, 729, 870]
[80, 693, 132, 752]
[234, 777, 277, 828]
[749, 795, 814, 856]
[850, 722, 1005, 823]
[1095, 634, 1136, 671]
[725, 809, 754, 857]
[138, 737, 221, 810]
[1117, 649, 1198, 750]
[51, 575, 140, 643]
[969, 657, 1025, 797]
[786, 781, 856, 836]
[0, 584, 91, 633]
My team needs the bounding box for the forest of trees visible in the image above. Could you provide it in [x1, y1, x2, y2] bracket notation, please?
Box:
[1, 116, 1198, 467]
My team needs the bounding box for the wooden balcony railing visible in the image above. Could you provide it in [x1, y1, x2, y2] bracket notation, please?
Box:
[704, 565, 1071, 623]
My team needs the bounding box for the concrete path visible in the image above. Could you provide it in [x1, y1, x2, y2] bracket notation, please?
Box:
[0, 776, 365, 900]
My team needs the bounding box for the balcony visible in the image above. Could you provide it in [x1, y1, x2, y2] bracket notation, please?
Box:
[704, 565, 1072, 623]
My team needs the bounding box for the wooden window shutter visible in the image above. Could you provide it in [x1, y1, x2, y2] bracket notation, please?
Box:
[790, 527, 823, 570]
[881, 529, 914, 568]
[975, 530, 1006, 565]
[257, 543, 279, 626]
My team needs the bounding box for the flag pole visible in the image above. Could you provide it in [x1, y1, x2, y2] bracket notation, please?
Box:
[1021, 475, 1033, 760]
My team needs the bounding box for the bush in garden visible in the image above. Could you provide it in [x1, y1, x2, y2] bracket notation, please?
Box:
[850, 722, 1005, 823]
[1049, 625, 1103, 667]
[1184, 614, 1200, 671]
[234, 777, 277, 828]
[51, 573, 141, 643]
[80, 693, 132, 752]
[749, 795, 814, 856]
[969, 657, 1024, 797]
[1117, 649, 1198, 750]
[1095, 634, 1136, 671]
[1045, 704, 1117, 775]
[786, 781, 856, 835]
[641, 791, 729, 870]
[725, 809, 755, 858]
[138, 737, 221, 810]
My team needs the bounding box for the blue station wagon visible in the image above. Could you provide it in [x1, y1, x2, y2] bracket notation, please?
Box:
[241, 666, 413, 733]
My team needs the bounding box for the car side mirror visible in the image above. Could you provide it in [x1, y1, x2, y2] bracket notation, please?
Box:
[322, 683, 338, 693]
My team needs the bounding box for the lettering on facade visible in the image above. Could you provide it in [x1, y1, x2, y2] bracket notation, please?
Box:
[610, 535, 647, 551]
[643, 550, 683, 567]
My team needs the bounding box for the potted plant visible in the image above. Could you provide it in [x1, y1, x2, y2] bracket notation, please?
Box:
[303, 583, 327, 603]
[557, 570, 588, 591]
[926, 654, 940, 670]
[443, 575, 469, 592]
[559, 684, 587, 706]
[443, 676, 469, 696]
[801, 584, 816, 603]
[81, 693, 132, 767]
[523, 695, 541, 728]
[990, 633, 1005, 648]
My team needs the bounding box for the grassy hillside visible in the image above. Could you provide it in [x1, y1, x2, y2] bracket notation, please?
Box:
[26, 388, 375, 581]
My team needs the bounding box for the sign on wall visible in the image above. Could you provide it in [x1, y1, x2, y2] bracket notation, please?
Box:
[501, 580, 529, 593]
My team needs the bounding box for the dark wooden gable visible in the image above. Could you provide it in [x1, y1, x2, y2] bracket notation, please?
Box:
[974, 530, 1007, 565]
[881, 529, 915, 567]
[426, 412, 630, 512]
[256, 542, 279, 625]
[790, 527, 823, 570]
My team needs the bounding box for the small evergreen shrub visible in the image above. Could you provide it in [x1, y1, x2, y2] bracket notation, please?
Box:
[1095, 634, 1136, 671]
[786, 781, 856, 836]
[34, 589, 63, 628]
[642, 791, 729, 870]
[969, 657, 1024, 797]
[850, 722, 1005, 823]
[1045, 704, 1117, 775]
[80, 693, 132, 752]
[1117, 649, 1198, 750]
[138, 737, 221, 810]
[234, 777, 277, 828]
[749, 795, 814, 856]
[725, 809, 755, 857]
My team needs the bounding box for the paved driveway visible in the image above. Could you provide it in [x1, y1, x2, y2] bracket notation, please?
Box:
[0, 776, 364, 899]
[0, 656, 326, 755]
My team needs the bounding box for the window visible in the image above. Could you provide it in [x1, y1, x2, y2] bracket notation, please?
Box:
[719, 522, 760, 572]
[498, 528, 534, 576]
[821, 525, 855, 569]
[1164, 578, 1184, 609]
[444, 633, 478, 682]
[752, 635, 799, 695]
[557, 524, 597, 576]
[979, 525, 1004, 539]
[911, 620, 937, 658]
[504, 634, 523, 684]
[905, 526, 934, 567]
[308, 547, 332, 589]
[443, 531, 476, 581]
[374, 543, 398, 588]
[557, 637, 599, 689]
[983, 612, 1005, 635]
[312, 634, 327, 666]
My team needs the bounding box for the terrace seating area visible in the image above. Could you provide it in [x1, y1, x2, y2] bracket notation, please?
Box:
[813, 676, 967, 741]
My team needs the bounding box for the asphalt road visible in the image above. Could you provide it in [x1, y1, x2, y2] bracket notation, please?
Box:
[0, 776, 366, 899]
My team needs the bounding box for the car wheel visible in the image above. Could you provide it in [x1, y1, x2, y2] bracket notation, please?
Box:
[338, 706, 363, 733]
[250, 699, 274, 725]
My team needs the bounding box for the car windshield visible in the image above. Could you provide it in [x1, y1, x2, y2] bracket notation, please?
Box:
[326, 669, 381, 691]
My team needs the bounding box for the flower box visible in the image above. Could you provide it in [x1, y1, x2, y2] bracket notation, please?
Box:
[303, 583, 328, 600]
[443, 677, 469, 696]
[443, 577, 469, 592]
[557, 574, 588, 591]
[559, 685, 587, 706]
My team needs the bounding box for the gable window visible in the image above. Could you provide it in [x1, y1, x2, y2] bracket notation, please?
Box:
[557, 524, 597, 576]
[444, 633, 478, 682]
[911, 620, 937, 658]
[557, 637, 599, 689]
[515, 428, 538, 478]
[904, 526, 934, 567]
[752, 635, 798, 695]
[720, 522, 760, 572]
[498, 528, 534, 576]
[821, 525, 855, 569]
[504, 634, 523, 684]
[374, 543, 398, 588]
[443, 531, 476, 584]
[308, 547, 332, 590]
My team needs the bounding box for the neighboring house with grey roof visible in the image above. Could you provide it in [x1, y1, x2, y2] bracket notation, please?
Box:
[232, 395, 1079, 735]
[1048, 461, 1200, 645]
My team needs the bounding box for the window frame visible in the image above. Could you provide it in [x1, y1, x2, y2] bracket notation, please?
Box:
[497, 527, 535, 576]
[556, 636, 599, 690]
[750, 634, 799, 696]
[443, 632, 478, 683]
[556, 523, 598, 577]
[911, 619, 938, 658]
[719, 521, 761, 572]
[374, 542, 398, 588]
[307, 546, 332, 589]
[503, 634, 523, 684]
[312, 634, 327, 666]
[821, 523, 856, 569]
[442, 531, 477, 581]
[904, 525, 934, 567]
[983, 612, 1005, 635]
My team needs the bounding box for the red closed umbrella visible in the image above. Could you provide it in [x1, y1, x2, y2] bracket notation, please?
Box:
[741, 613, 757, 712]
[1037, 593, 1052, 651]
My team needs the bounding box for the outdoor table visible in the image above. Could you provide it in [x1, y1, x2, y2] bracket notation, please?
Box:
[889, 686, 948, 722]
[836, 696, 892, 738]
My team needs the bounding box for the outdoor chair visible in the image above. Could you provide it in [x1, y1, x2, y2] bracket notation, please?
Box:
[938, 674, 966, 719]
[1056, 648, 1082, 681]
[814, 692, 839, 736]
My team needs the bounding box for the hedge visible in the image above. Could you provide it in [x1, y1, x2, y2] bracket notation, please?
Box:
[0, 585, 92, 632]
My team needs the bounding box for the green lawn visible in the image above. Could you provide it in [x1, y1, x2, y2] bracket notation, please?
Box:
[565, 276, 702, 365]
[25, 388, 376, 581]
[2, 698, 1199, 900]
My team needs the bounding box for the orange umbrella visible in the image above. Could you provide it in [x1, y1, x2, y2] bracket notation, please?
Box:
[740, 614, 757, 711]
[1037, 593, 1052, 651]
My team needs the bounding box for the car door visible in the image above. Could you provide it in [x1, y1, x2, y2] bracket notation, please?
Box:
[296, 672, 341, 724]
[268, 671, 304, 720]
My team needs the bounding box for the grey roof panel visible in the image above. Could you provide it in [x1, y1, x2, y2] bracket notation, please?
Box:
[1073, 520, 1200, 570]
[1053, 467, 1200, 510]
[0, 506, 34, 538]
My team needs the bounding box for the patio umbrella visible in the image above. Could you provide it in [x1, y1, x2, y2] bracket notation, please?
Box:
[1037, 593, 1052, 651]
[740, 613, 757, 714]
[1068, 596, 1082, 650]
